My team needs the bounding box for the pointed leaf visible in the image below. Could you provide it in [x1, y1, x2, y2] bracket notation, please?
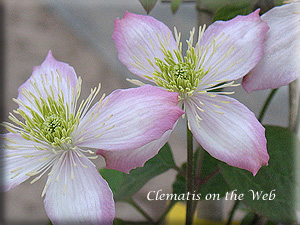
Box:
[139, 0, 158, 14]
[202, 0, 250, 12]
[171, 0, 183, 13]
[100, 143, 176, 202]
[220, 126, 300, 223]
[213, 1, 253, 22]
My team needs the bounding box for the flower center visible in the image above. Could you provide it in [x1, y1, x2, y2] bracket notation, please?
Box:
[171, 63, 189, 80]
[148, 28, 209, 100]
[13, 87, 79, 147]
[153, 58, 204, 100]
[42, 114, 63, 133]
[40, 113, 72, 146]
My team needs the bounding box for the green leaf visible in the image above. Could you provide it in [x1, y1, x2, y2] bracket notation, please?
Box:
[202, 0, 251, 12]
[100, 143, 177, 202]
[171, 0, 183, 14]
[213, 1, 253, 22]
[198, 150, 231, 198]
[139, 0, 158, 14]
[172, 148, 230, 201]
[274, 0, 285, 6]
[220, 126, 300, 223]
[241, 212, 278, 225]
[240, 212, 257, 225]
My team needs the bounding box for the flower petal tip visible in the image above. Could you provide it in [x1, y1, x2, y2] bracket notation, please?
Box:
[251, 152, 269, 176]
[241, 77, 253, 93]
[43, 50, 57, 65]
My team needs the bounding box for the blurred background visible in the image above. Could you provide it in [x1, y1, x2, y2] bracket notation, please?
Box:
[1, 0, 290, 224]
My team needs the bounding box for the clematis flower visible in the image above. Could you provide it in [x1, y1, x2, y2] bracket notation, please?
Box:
[113, 11, 270, 175]
[1, 51, 183, 224]
[243, 2, 300, 92]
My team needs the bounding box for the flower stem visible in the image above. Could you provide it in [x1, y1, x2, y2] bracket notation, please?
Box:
[258, 88, 278, 123]
[186, 124, 194, 225]
[128, 198, 155, 224]
[191, 146, 204, 215]
[295, 91, 300, 134]
[288, 79, 299, 132]
[225, 200, 240, 225]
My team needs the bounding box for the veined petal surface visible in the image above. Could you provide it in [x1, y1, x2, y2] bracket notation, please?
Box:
[17, 51, 79, 115]
[113, 11, 178, 80]
[75, 85, 184, 151]
[97, 129, 172, 174]
[243, 3, 300, 92]
[198, 10, 269, 87]
[185, 93, 269, 175]
[1, 133, 55, 192]
[44, 152, 114, 225]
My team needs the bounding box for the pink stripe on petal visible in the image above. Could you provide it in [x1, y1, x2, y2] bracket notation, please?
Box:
[44, 152, 114, 225]
[243, 3, 300, 92]
[199, 10, 269, 86]
[76, 85, 183, 151]
[186, 94, 269, 175]
[113, 11, 178, 80]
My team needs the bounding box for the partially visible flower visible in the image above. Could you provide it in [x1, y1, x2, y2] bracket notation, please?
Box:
[243, 2, 300, 92]
[113, 11, 270, 175]
[1, 51, 184, 224]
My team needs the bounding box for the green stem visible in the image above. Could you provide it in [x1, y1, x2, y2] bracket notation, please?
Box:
[288, 79, 299, 132]
[128, 198, 155, 224]
[226, 200, 240, 225]
[258, 88, 278, 123]
[191, 146, 204, 215]
[295, 92, 300, 134]
[172, 164, 186, 177]
[186, 124, 194, 225]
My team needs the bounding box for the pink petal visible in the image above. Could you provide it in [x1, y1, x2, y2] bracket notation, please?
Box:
[185, 93, 269, 175]
[1, 133, 54, 192]
[76, 85, 184, 151]
[113, 11, 178, 80]
[17, 51, 78, 114]
[243, 3, 300, 92]
[97, 129, 172, 174]
[44, 151, 114, 225]
[198, 10, 269, 87]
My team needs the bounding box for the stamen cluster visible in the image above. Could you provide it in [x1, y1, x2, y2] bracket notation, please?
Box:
[150, 27, 207, 100]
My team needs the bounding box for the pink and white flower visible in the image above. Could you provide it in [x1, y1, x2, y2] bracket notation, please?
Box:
[113, 11, 270, 175]
[1, 51, 184, 224]
[243, 2, 300, 92]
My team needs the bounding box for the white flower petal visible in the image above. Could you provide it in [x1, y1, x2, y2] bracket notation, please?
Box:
[97, 129, 172, 174]
[17, 51, 79, 115]
[198, 10, 269, 87]
[185, 93, 269, 175]
[113, 11, 178, 80]
[1, 133, 55, 191]
[44, 151, 114, 225]
[75, 85, 183, 151]
[243, 3, 300, 92]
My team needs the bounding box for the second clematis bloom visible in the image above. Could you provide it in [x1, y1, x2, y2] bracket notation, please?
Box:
[1, 51, 184, 224]
[113, 11, 270, 175]
[242, 2, 300, 92]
